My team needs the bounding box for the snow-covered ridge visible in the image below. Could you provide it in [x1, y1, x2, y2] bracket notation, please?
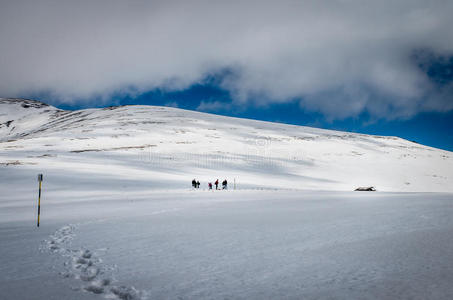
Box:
[0, 98, 452, 192]
[0, 98, 61, 140]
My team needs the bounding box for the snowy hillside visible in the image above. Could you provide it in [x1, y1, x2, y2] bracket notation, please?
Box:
[2, 98, 453, 300]
[1, 98, 452, 192]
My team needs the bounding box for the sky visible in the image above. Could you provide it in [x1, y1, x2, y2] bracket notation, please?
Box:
[1, 0, 452, 150]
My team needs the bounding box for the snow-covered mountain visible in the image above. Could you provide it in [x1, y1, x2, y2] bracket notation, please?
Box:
[2, 98, 453, 300]
[1, 97, 452, 192]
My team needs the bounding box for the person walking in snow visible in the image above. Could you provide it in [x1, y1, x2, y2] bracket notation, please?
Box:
[222, 179, 228, 190]
[208, 182, 213, 190]
[196, 181, 200, 189]
[192, 179, 196, 188]
[215, 179, 219, 190]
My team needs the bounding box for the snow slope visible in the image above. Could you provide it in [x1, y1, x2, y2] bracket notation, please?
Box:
[1, 98, 453, 299]
[0, 98, 452, 192]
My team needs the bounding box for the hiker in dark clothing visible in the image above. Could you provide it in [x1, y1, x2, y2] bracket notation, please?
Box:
[215, 179, 219, 190]
[192, 179, 196, 188]
[208, 182, 213, 190]
[222, 179, 228, 190]
[196, 181, 200, 188]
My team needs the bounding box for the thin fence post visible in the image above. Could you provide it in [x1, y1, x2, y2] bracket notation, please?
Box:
[37, 174, 43, 227]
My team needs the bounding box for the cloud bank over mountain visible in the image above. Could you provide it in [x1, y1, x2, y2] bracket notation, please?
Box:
[1, 0, 452, 119]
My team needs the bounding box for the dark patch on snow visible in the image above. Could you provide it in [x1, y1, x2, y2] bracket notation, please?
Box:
[0, 160, 36, 166]
[355, 186, 376, 191]
[103, 106, 121, 110]
[71, 144, 157, 153]
[0, 98, 51, 109]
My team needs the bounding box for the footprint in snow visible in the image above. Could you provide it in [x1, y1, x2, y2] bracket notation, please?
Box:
[43, 224, 147, 300]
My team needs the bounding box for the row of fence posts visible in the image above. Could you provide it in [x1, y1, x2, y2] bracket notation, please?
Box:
[137, 151, 285, 169]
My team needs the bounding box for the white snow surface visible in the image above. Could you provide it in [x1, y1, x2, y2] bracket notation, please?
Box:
[1, 98, 453, 299]
[1, 98, 452, 192]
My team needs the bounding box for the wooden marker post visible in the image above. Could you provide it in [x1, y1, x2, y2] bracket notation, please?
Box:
[37, 174, 43, 227]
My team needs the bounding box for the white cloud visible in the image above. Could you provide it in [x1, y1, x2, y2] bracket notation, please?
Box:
[197, 100, 232, 113]
[0, 0, 452, 119]
[165, 101, 179, 108]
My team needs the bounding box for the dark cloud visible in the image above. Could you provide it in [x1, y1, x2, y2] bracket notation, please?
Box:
[0, 0, 452, 119]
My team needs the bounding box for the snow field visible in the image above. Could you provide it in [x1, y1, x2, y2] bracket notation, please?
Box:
[1, 98, 453, 299]
[3, 188, 453, 299]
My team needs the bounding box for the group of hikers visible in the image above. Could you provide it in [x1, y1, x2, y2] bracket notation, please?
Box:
[191, 179, 201, 188]
[192, 179, 228, 190]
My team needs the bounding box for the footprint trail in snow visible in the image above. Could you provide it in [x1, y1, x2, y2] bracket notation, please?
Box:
[44, 224, 147, 300]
